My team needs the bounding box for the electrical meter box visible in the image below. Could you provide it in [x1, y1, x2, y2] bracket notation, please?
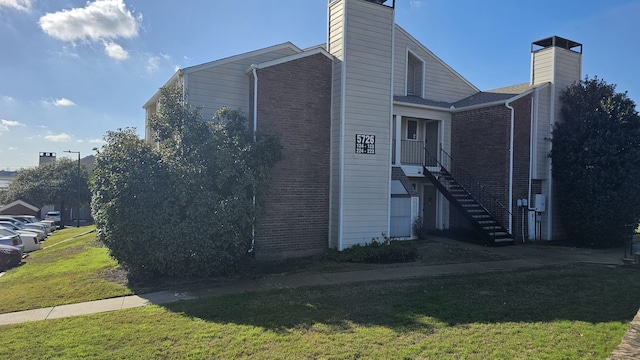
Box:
[534, 194, 546, 212]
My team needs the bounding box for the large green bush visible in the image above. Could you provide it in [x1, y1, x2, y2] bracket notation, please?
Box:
[91, 86, 282, 277]
[552, 77, 640, 247]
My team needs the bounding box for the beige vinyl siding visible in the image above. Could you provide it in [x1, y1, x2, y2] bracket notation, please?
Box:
[532, 46, 581, 240]
[329, 59, 343, 249]
[393, 27, 477, 102]
[329, 0, 394, 249]
[185, 47, 298, 121]
[552, 48, 582, 119]
[535, 85, 552, 179]
[555, 49, 581, 88]
[531, 48, 554, 85]
[328, 0, 345, 249]
[328, 2, 344, 59]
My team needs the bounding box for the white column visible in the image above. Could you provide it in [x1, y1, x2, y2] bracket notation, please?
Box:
[394, 115, 402, 165]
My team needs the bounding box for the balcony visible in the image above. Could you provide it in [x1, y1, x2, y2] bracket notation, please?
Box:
[392, 140, 423, 165]
[392, 140, 439, 167]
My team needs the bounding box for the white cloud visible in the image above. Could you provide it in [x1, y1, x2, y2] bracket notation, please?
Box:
[0, 119, 24, 132]
[8, 147, 17, 151]
[54, 98, 76, 107]
[0, 0, 32, 12]
[2, 95, 16, 102]
[409, 0, 422, 8]
[44, 133, 71, 142]
[103, 40, 129, 60]
[89, 138, 106, 144]
[145, 53, 171, 73]
[39, 0, 140, 41]
[146, 55, 160, 73]
[39, 0, 140, 60]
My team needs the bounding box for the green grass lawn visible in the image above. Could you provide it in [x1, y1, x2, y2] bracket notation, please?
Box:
[0, 231, 506, 313]
[258, 240, 507, 275]
[0, 226, 132, 313]
[2, 264, 639, 359]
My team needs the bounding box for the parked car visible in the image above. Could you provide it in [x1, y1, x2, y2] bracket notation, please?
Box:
[39, 220, 57, 233]
[9, 215, 56, 234]
[0, 234, 24, 256]
[45, 211, 61, 227]
[0, 227, 39, 252]
[10, 215, 55, 234]
[0, 216, 49, 235]
[0, 221, 46, 242]
[0, 244, 22, 271]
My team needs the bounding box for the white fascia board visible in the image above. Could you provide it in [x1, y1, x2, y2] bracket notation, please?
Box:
[393, 100, 451, 112]
[452, 100, 510, 112]
[142, 70, 182, 109]
[143, 42, 303, 109]
[183, 42, 302, 75]
[395, 25, 480, 92]
[245, 47, 334, 73]
[303, 43, 328, 52]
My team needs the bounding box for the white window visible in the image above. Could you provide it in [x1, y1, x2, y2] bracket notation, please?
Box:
[407, 120, 418, 140]
[406, 51, 424, 97]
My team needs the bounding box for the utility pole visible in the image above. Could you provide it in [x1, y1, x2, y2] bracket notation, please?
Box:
[64, 150, 81, 228]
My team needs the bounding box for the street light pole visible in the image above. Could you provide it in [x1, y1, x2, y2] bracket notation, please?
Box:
[64, 150, 80, 228]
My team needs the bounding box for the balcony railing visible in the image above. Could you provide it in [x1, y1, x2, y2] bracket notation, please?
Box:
[392, 140, 426, 165]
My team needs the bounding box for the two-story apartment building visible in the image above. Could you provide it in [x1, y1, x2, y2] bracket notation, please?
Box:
[144, 0, 582, 260]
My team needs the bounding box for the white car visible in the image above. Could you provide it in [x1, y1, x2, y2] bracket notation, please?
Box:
[0, 216, 48, 233]
[44, 211, 61, 227]
[0, 227, 39, 252]
[0, 221, 46, 242]
[11, 215, 56, 234]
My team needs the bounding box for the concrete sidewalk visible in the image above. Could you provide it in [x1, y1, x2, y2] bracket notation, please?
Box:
[0, 247, 622, 326]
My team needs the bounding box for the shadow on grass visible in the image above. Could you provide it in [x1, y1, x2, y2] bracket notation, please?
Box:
[162, 264, 640, 333]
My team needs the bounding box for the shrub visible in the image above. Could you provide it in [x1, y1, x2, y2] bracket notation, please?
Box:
[333, 236, 419, 264]
[91, 86, 282, 277]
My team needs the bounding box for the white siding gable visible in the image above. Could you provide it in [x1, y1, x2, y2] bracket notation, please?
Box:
[185, 44, 301, 121]
[393, 26, 478, 103]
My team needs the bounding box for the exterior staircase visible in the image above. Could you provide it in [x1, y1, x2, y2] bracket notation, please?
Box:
[423, 149, 514, 246]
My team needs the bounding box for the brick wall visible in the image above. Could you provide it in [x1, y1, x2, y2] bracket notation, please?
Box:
[511, 96, 533, 242]
[250, 53, 333, 260]
[450, 95, 533, 241]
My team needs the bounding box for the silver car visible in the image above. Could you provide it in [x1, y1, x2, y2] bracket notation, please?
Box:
[0, 234, 24, 257]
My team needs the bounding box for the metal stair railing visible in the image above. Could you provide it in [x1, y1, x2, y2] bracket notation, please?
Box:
[424, 148, 513, 234]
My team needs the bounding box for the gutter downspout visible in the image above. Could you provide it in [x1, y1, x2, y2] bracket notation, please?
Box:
[505, 100, 515, 234]
[249, 64, 259, 253]
[504, 89, 536, 234]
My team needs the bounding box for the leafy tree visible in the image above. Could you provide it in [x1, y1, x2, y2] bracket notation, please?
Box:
[552, 76, 640, 247]
[3, 158, 90, 224]
[91, 86, 282, 277]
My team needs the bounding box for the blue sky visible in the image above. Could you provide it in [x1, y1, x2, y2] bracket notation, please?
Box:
[1, 0, 638, 170]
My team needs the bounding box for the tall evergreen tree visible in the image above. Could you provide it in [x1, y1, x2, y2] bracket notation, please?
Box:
[552, 76, 640, 247]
